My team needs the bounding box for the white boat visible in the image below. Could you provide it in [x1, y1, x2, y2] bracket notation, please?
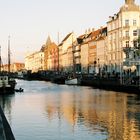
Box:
[65, 78, 78, 85]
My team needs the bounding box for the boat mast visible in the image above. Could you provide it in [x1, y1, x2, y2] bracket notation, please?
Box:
[8, 36, 11, 73]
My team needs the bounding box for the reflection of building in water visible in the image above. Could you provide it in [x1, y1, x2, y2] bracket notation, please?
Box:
[44, 95, 58, 120]
[44, 91, 140, 140]
[60, 93, 77, 126]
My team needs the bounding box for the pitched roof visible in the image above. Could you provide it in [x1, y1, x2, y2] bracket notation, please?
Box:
[40, 45, 45, 52]
[58, 32, 73, 46]
[62, 32, 72, 43]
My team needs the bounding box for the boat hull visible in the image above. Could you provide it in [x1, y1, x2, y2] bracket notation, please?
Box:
[0, 86, 15, 94]
[65, 78, 79, 85]
[0, 76, 16, 94]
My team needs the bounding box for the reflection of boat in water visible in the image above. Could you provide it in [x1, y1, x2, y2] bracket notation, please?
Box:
[0, 37, 16, 94]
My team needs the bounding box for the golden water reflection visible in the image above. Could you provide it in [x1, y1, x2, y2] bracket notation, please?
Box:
[44, 90, 140, 140]
[0, 80, 140, 140]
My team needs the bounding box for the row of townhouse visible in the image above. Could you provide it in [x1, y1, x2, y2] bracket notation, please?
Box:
[58, 28, 108, 74]
[25, 37, 58, 72]
[25, 0, 140, 76]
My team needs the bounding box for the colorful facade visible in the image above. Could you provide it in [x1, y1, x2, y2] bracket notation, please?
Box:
[2, 63, 25, 72]
[23, 0, 140, 75]
[44, 36, 58, 71]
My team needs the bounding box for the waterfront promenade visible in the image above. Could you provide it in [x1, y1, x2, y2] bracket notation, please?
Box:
[0, 106, 15, 140]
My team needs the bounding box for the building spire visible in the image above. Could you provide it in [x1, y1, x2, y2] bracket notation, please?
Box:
[46, 36, 52, 46]
[125, 0, 135, 5]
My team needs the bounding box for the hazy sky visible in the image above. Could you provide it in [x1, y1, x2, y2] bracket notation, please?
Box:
[0, 0, 139, 63]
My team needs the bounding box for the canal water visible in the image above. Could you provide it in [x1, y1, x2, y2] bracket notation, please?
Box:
[0, 79, 140, 140]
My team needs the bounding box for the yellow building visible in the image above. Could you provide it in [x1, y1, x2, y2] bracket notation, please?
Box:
[107, 0, 140, 73]
[67, 45, 73, 72]
[96, 27, 107, 73]
[59, 32, 76, 72]
[25, 50, 44, 73]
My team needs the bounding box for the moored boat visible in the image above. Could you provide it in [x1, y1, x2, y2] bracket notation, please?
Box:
[0, 37, 16, 94]
[0, 75, 16, 94]
[65, 78, 79, 85]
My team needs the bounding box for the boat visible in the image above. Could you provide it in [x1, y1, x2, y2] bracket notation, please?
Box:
[15, 88, 24, 92]
[0, 75, 16, 94]
[0, 37, 16, 94]
[65, 77, 78, 85]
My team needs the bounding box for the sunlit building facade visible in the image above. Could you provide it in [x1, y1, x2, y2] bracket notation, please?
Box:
[1, 63, 25, 72]
[107, 0, 140, 73]
[80, 28, 107, 74]
[59, 32, 76, 72]
[25, 50, 44, 72]
[44, 36, 58, 71]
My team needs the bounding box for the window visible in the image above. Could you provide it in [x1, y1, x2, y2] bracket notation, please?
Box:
[133, 20, 137, 26]
[133, 40, 137, 48]
[125, 19, 129, 26]
[126, 41, 129, 47]
[133, 30, 137, 36]
[125, 31, 129, 37]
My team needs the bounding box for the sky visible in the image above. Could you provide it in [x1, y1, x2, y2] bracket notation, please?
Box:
[0, 0, 139, 63]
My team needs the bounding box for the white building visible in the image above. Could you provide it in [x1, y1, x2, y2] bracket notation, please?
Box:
[59, 32, 76, 72]
[25, 51, 44, 72]
[107, 0, 140, 73]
